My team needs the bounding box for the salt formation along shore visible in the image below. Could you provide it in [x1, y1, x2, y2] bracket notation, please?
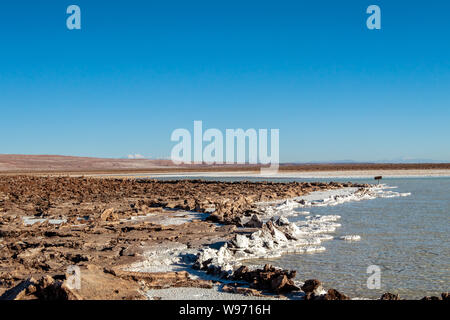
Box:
[192, 184, 413, 298]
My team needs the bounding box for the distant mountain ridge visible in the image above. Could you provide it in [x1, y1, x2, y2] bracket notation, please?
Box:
[288, 158, 446, 164]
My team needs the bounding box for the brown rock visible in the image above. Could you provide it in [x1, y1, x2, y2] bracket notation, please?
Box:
[206, 212, 223, 223]
[100, 208, 118, 221]
[222, 284, 263, 297]
[323, 288, 350, 300]
[380, 292, 400, 300]
[120, 244, 142, 257]
[244, 215, 263, 228]
[304, 292, 315, 301]
[301, 279, 323, 294]
[0, 275, 82, 300]
[0, 277, 37, 300]
[421, 296, 441, 300]
[271, 274, 289, 292]
[231, 264, 298, 293]
[35, 275, 82, 300]
[270, 274, 299, 293]
[233, 265, 249, 279]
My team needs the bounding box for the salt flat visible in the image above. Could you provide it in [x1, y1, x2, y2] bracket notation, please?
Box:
[98, 169, 450, 179]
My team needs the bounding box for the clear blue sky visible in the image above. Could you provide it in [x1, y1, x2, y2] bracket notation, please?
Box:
[1, 0, 449, 162]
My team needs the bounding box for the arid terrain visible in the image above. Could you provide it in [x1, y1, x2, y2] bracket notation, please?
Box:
[0, 156, 448, 301]
[0, 175, 368, 300]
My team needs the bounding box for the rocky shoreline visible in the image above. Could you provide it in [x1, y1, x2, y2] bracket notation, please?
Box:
[0, 176, 447, 300]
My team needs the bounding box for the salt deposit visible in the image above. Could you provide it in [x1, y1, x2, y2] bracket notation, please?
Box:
[130, 183, 411, 298]
[339, 235, 361, 241]
[22, 217, 67, 226]
[194, 216, 335, 277]
[194, 184, 410, 279]
[126, 242, 198, 273]
[257, 184, 410, 218]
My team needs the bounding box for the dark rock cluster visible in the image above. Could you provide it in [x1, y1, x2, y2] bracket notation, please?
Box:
[233, 264, 299, 293]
